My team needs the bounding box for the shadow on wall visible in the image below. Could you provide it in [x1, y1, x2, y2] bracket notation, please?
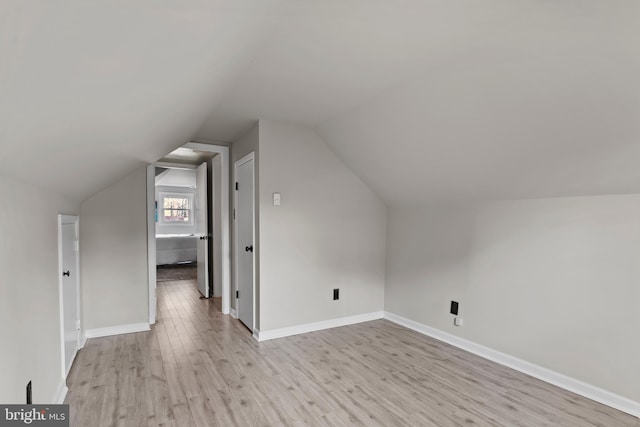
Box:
[386, 194, 640, 403]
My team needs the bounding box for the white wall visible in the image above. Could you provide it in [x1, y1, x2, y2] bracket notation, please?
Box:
[80, 167, 149, 330]
[258, 120, 387, 332]
[155, 168, 196, 188]
[385, 195, 640, 403]
[156, 236, 197, 265]
[0, 175, 78, 403]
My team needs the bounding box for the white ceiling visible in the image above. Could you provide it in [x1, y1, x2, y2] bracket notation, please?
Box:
[159, 147, 215, 166]
[2, 1, 639, 204]
[155, 168, 196, 188]
[0, 0, 281, 200]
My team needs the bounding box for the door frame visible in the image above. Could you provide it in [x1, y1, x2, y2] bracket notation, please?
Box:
[233, 152, 256, 332]
[148, 161, 203, 320]
[146, 165, 157, 324]
[147, 142, 232, 322]
[57, 214, 81, 380]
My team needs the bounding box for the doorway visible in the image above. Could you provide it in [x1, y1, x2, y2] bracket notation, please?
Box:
[147, 143, 231, 324]
[234, 152, 255, 331]
[154, 163, 205, 296]
[58, 214, 80, 378]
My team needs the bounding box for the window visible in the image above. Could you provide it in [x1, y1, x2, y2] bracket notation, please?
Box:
[159, 192, 193, 225]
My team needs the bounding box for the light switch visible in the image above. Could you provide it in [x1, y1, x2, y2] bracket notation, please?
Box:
[273, 192, 281, 206]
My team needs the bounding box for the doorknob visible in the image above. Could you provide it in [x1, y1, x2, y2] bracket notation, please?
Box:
[245, 245, 253, 252]
[63, 271, 70, 277]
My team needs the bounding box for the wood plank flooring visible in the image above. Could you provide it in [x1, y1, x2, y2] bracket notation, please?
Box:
[66, 279, 639, 426]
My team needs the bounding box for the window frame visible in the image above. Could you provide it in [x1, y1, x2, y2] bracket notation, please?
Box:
[158, 192, 194, 226]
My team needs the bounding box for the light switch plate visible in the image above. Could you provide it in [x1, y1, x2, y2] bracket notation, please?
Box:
[273, 192, 281, 206]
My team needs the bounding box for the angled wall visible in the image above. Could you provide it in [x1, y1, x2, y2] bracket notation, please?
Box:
[80, 167, 149, 330]
[0, 175, 79, 403]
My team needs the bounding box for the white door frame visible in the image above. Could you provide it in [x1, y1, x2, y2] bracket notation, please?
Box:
[233, 152, 256, 332]
[146, 142, 231, 320]
[146, 165, 157, 324]
[185, 142, 231, 314]
[57, 214, 81, 380]
[148, 161, 198, 323]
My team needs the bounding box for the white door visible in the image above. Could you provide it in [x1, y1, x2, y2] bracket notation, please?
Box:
[60, 216, 80, 376]
[196, 162, 209, 298]
[235, 154, 255, 330]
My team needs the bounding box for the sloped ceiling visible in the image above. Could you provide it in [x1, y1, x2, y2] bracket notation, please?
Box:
[0, 0, 282, 200]
[2, 1, 639, 205]
[198, 0, 640, 205]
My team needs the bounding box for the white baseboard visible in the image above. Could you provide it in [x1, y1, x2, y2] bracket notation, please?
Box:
[52, 380, 68, 404]
[256, 311, 384, 342]
[383, 311, 640, 418]
[84, 322, 150, 339]
[230, 307, 237, 319]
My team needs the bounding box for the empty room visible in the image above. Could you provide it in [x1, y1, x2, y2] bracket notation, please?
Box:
[0, 1, 638, 426]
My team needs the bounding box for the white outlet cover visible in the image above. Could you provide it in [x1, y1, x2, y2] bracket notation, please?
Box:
[454, 317, 463, 326]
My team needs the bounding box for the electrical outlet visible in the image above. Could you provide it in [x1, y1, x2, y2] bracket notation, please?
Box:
[333, 289, 339, 300]
[454, 317, 463, 327]
[26, 381, 32, 404]
[450, 301, 459, 315]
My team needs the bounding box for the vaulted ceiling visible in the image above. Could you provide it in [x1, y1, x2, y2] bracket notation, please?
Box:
[2, 1, 639, 204]
[1, 0, 280, 200]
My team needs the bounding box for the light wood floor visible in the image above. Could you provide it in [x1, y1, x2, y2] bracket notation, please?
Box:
[66, 279, 639, 426]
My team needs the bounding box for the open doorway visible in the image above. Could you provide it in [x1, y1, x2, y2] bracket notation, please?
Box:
[154, 164, 204, 293]
[147, 143, 231, 324]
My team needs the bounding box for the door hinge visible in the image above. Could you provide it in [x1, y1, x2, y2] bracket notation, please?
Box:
[235, 182, 238, 191]
[236, 290, 239, 299]
[233, 209, 236, 220]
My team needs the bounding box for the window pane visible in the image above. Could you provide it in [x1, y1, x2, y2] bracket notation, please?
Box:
[163, 209, 190, 222]
[163, 197, 190, 210]
[161, 196, 191, 223]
